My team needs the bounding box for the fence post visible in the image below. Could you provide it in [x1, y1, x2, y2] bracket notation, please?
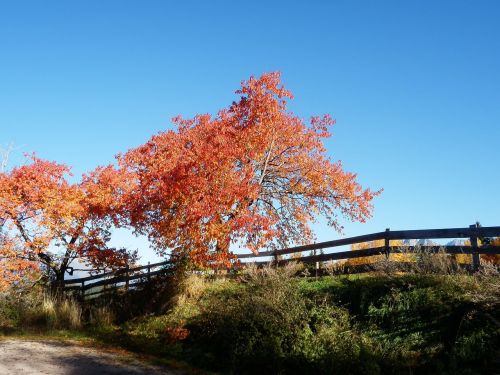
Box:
[273, 250, 278, 268]
[147, 261, 151, 282]
[125, 264, 130, 290]
[81, 280, 85, 299]
[314, 248, 319, 278]
[470, 223, 480, 271]
[385, 228, 390, 259]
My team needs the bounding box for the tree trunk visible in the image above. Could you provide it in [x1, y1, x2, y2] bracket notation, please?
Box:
[50, 266, 67, 294]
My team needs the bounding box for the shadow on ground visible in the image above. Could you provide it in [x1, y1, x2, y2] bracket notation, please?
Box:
[0, 339, 180, 375]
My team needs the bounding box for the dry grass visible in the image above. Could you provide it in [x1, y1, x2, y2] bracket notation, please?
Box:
[89, 305, 115, 327]
[370, 246, 465, 276]
[464, 261, 500, 310]
[240, 262, 303, 283]
[323, 260, 347, 276]
[170, 273, 207, 307]
[41, 294, 82, 329]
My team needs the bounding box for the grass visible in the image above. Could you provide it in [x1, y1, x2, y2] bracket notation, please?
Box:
[91, 269, 498, 374]
[1, 263, 499, 374]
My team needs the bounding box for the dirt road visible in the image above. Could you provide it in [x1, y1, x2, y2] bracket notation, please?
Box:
[0, 339, 184, 375]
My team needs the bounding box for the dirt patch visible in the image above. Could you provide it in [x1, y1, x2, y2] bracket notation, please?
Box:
[0, 339, 184, 375]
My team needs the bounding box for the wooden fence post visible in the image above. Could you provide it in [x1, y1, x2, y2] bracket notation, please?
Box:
[385, 228, 390, 259]
[125, 264, 130, 290]
[314, 248, 318, 278]
[147, 261, 151, 282]
[470, 223, 480, 271]
[81, 280, 85, 299]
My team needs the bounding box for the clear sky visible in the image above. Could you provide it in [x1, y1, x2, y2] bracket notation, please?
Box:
[1, 1, 499, 264]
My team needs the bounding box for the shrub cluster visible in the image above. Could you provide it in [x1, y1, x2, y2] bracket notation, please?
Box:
[0, 286, 82, 331]
[174, 265, 498, 374]
[183, 265, 377, 374]
[2, 262, 498, 374]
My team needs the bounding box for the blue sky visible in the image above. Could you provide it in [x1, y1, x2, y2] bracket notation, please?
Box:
[1, 1, 499, 263]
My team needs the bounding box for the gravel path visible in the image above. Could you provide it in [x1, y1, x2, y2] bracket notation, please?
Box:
[0, 339, 184, 375]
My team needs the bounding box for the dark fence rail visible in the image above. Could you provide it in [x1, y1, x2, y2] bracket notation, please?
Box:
[63, 223, 500, 298]
[63, 260, 173, 299]
[235, 224, 500, 267]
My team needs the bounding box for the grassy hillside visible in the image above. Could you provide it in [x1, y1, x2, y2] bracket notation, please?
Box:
[1, 263, 499, 374]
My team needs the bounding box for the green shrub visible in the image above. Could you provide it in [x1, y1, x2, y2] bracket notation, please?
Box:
[22, 294, 82, 330]
[88, 305, 115, 328]
[4, 264, 498, 374]
[0, 285, 82, 331]
[186, 265, 378, 374]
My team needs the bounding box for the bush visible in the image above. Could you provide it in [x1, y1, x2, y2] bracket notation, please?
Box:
[88, 305, 115, 328]
[22, 293, 82, 330]
[186, 264, 379, 374]
[113, 267, 497, 374]
[3, 262, 498, 374]
[0, 284, 82, 331]
[0, 288, 30, 330]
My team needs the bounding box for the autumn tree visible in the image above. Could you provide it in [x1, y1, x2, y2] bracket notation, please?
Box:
[484, 238, 500, 264]
[348, 237, 500, 267]
[342, 239, 410, 267]
[0, 144, 37, 290]
[461, 237, 500, 265]
[115, 72, 380, 267]
[0, 156, 136, 288]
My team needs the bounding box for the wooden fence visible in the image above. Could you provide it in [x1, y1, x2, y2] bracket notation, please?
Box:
[63, 260, 173, 299]
[63, 223, 500, 298]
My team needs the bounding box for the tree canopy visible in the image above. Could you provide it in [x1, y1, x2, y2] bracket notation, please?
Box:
[115, 72, 380, 267]
[0, 72, 381, 282]
[0, 156, 136, 288]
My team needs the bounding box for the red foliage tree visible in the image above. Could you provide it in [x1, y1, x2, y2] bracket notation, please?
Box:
[116, 72, 381, 267]
[0, 156, 136, 288]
